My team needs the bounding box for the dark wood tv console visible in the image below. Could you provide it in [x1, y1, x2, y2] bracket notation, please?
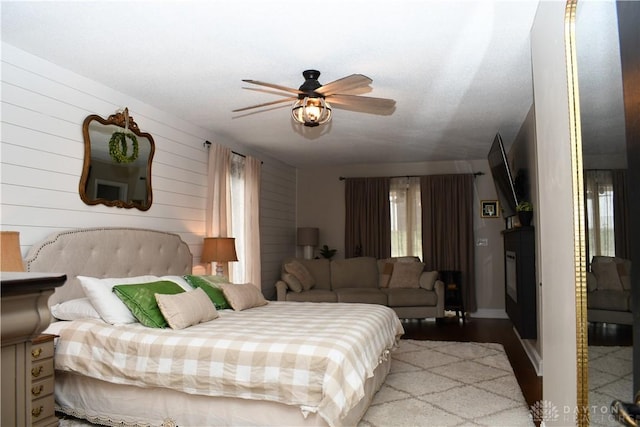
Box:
[502, 226, 537, 339]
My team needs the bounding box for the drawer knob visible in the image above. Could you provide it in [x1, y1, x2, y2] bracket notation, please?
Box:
[31, 385, 44, 396]
[31, 347, 43, 358]
[31, 365, 44, 378]
[32, 405, 43, 418]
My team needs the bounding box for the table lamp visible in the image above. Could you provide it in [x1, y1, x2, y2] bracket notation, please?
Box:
[1, 231, 25, 272]
[201, 237, 238, 276]
[297, 227, 319, 260]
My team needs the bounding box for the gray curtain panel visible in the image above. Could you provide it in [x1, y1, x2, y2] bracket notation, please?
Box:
[613, 169, 629, 259]
[420, 174, 476, 312]
[344, 177, 391, 259]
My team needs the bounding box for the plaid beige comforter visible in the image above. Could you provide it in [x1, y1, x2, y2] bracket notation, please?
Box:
[54, 301, 404, 426]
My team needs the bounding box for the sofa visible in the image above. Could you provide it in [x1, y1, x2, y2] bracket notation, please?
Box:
[275, 256, 445, 320]
[587, 255, 632, 325]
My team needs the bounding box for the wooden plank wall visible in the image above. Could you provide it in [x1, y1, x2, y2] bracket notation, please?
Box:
[0, 43, 296, 297]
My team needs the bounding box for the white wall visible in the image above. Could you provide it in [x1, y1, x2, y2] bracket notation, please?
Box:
[0, 43, 296, 297]
[297, 159, 507, 316]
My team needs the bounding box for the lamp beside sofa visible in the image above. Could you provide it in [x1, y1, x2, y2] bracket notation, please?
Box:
[275, 256, 445, 320]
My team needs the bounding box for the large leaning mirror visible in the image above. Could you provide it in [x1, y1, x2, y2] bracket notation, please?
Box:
[572, 0, 638, 424]
[80, 108, 154, 210]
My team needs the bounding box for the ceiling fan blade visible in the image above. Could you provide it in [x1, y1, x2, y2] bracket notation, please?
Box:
[315, 74, 373, 96]
[242, 79, 302, 95]
[232, 102, 291, 119]
[242, 87, 298, 98]
[326, 94, 396, 115]
[232, 96, 296, 113]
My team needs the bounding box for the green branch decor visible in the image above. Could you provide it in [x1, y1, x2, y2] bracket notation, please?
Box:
[108, 131, 139, 164]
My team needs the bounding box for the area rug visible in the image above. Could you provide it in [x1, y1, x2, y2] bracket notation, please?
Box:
[359, 339, 534, 427]
[59, 339, 533, 427]
[588, 345, 633, 427]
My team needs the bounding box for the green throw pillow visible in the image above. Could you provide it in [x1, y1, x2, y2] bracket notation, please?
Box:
[113, 281, 185, 328]
[183, 275, 231, 310]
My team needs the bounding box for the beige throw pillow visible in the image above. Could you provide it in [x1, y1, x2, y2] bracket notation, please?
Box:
[219, 283, 268, 311]
[155, 287, 219, 330]
[284, 260, 315, 290]
[388, 262, 425, 288]
[282, 273, 303, 292]
[419, 270, 439, 291]
[591, 260, 623, 291]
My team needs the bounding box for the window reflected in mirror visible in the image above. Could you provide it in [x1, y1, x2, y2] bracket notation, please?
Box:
[79, 109, 154, 211]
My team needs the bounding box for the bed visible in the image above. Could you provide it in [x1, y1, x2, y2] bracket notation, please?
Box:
[25, 227, 404, 427]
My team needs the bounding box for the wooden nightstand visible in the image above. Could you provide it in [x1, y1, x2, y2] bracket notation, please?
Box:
[1, 272, 65, 427]
[30, 334, 57, 426]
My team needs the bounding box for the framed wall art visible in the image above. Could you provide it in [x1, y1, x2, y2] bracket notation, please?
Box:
[481, 200, 500, 218]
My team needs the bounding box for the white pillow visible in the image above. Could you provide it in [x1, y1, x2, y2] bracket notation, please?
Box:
[51, 297, 101, 320]
[159, 275, 194, 291]
[78, 275, 159, 324]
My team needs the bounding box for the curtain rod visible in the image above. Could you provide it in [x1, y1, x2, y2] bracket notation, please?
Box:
[338, 172, 484, 181]
[204, 140, 263, 163]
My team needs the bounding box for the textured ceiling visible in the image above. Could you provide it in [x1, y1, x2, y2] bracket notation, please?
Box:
[1, 1, 619, 168]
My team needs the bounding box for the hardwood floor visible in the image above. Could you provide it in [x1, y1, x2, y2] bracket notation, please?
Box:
[399, 315, 542, 409]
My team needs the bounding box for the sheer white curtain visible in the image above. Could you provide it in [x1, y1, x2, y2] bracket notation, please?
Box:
[207, 145, 261, 286]
[585, 170, 615, 257]
[389, 177, 422, 258]
[243, 156, 261, 288]
[206, 143, 231, 274]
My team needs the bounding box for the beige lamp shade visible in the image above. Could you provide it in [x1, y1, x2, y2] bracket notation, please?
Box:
[1, 231, 25, 272]
[202, 237, 238, 277]
[201, 237, 238, 263]
[296, 227, 319, 246]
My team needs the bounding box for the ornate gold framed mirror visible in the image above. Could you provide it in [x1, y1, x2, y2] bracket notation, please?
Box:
[79, 109, 154, 211]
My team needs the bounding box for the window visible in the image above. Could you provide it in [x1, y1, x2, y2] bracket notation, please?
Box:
[585, 170, 615, 257]
[389, 177, 422, 258]
[229, 153, 246, 282]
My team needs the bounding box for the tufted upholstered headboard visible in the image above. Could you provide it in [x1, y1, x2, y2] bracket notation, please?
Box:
[24, 227, 193, 306]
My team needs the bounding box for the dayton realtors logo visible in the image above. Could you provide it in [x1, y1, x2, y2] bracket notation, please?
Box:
[530, 399, 624, 425]
[530, 400, 560, 424]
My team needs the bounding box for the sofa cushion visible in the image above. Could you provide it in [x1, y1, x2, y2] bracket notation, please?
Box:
[379, 262, 394, 288]
[285, 289, 337, 303]
[284, 260, 315, 290]
[587, 290, 630, 312]
[298, 258, 332, 290]
[335, 288, 388, 305]
[615, 257, 632, 291]
[385, 288, 438, 307]
[419, 270, 439, 291]
[388, 262, 425, 288]
[591, 258, 623, 291]
[331, 257, 379, 289]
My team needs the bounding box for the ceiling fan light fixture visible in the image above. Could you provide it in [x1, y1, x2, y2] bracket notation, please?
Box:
[291, 96, 332, 127]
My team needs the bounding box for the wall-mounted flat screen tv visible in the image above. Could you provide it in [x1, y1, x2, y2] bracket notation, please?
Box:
[487, 133, 519, 218]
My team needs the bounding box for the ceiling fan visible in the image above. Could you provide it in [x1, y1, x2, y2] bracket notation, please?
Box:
[232, 70, 396, 127]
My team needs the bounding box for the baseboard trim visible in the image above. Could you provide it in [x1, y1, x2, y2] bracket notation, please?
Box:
[469, 309, 509, 319]
[513, 327, 543, 376]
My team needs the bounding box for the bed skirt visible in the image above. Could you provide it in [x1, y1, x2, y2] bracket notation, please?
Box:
[56, 357, 391, 427]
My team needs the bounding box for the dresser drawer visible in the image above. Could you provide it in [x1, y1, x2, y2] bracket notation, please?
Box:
[30, 334, 58, 427]
[31, 376, 55, 400]
[31, 358, 54, 380]
[31, 394, 55, 424]
[31, 336, 55, 362]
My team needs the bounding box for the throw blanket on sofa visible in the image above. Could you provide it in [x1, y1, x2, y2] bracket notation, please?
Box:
[54, 301, 404, 426]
